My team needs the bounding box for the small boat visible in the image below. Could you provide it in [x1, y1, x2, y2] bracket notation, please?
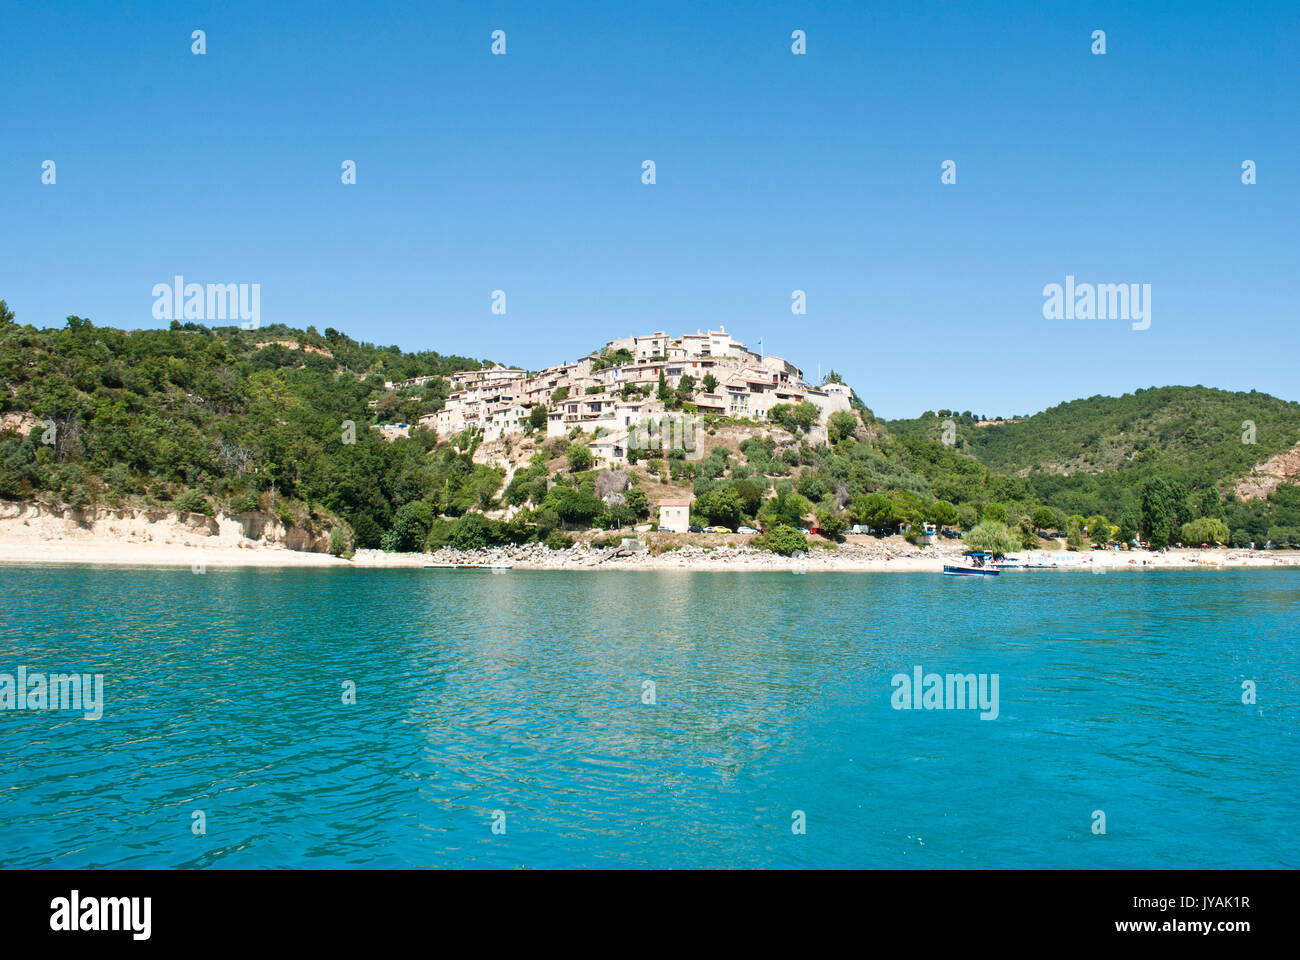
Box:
[943, 551, 1000, 576]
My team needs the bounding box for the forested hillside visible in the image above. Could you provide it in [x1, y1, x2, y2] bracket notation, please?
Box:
[0, 303, 498, 548]
[3, 303, 1298, 553]
[886, 387, 1300, 545]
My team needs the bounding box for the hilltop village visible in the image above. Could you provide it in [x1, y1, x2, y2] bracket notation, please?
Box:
[380, 328, 852, 468]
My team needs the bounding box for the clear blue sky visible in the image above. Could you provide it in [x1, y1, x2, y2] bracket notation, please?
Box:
[3, 0, 1296, 419]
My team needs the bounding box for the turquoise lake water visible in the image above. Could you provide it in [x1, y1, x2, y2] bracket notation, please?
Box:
[0, 566, 1295, 869]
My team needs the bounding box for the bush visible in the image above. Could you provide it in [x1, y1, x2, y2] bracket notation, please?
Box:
[544, 529, 572, 550]
[756, 524, 809, 556]
[769, 402, 819, 434]
[389, 500, 435, 551]
[173, 489, 213, 516]
[696, 487, 743, 528]
[447, 513, 503, 550]
[351, 513, 384, 549]
[964, 520, 1020, 554]
[1180, 516, 1229, 546]
[566, 443, 594, 473]
[231, 492, 260, 513]
[426, 518, 454, 550]
[328, 524, 352, 556]
[827, 410, 858, 443]
[1066, 520, 1086, 551]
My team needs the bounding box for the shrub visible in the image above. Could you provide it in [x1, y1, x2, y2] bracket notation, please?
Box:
[351, 513, 384, 549]
[448, 513, 501, 550]
[1180, 516, 1229, 545]
[964, 520, 1020, 554]
[173, 489, 213, 515]
[231, 492, 259, 513]
[1066, 520, 1086, 551]
[328, 524, 352, 556]
[756, 524, 809, 556]
[566, 443, 594, 472]
[389, 500, 435, 551]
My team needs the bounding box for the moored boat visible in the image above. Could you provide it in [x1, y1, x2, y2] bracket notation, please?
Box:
[943, 551, 1001, 576]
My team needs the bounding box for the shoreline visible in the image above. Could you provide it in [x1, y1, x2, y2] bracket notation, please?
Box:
[1, 537, 1296, 572]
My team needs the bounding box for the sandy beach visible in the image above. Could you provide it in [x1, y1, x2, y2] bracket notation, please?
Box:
[1, 527, 1296, 572]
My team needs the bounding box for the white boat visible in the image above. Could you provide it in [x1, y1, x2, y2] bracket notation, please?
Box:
[943, 552, 1000, 576]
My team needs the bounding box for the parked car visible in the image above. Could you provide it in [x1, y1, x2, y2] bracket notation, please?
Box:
[656, 525, 671, 532]
[687, 525, 703, 533]
[706, 526, 732, 534]
[737, 526, 759, 535]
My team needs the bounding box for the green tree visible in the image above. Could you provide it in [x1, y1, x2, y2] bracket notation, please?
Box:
[1066, 518, 1086, 551]
[964, 521, 1020, 554]
[757, 524, 808, 555]
[701, 373, 718, 393]
[674, 374, 695, 407]
[566, 442, 594, 473]
[1016, 515, 1040, 549]
[982, 502, 1008, 524]
[389, 500, 435, 552]
[1140, 478, 1192, 549]
[1117, 509, 1139, 546]
[729, 479, 763, 518]
[448, 513, 500, 550]
[758, 491, 813, 529]
[851, 492, 898, 528]
[1196, 487, 1226, 520]
[624, 486, 650, 520]
[827, 410, 858, 444]
[814, 500, 849, 538]
[173, 489, 212, 515]
[328, 524, 352, 556]
[549, 483, 603, 528]
[1030, 506, 1060, 532]
[696, 487, 744, 528]
[769, 402, 818, 434]
[927, 499, 959, 527]
[1181, 516, 1229, 545]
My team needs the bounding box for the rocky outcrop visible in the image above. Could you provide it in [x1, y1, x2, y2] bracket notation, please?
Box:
[0, 411, 43, 437]
[1235, 442, 1300, 501]
[0, 501, 332, 553]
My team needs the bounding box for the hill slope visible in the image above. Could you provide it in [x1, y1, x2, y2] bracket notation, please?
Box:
[888, 386, 1300, 496]
[3, 304, 1297, 552]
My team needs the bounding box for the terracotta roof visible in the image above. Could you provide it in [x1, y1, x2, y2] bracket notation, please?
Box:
[658, 498, 693, 507]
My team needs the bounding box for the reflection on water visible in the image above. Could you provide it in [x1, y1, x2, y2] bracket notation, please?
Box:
[0, 567, 1295, 868]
